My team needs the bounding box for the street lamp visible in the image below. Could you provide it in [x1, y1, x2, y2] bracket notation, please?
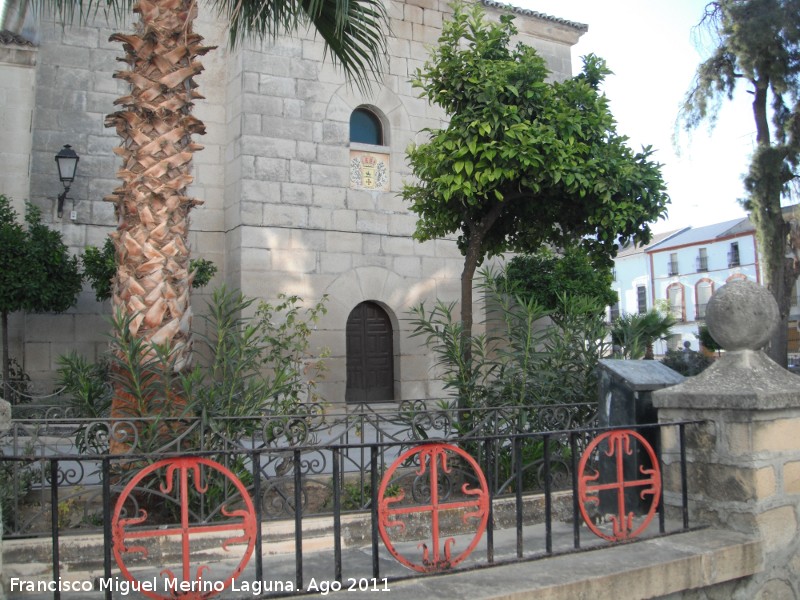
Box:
[54, 144, 79, 218]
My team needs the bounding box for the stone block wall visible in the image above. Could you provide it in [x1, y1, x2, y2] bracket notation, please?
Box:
[654, 281, 800, 599]
[221, 0, 585, 403]
[11, 0, 585, 402]
[657, 405, 800, 599]
[18, 8, 229, 380]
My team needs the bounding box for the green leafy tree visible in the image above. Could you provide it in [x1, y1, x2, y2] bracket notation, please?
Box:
[82, 238, 217, 302]
[661, 348, 712, 377]
[0, 195, 82, 401]
[403, 3, 668, 354]
[680, 0, 800, 366]
[501, 245, 617, 318]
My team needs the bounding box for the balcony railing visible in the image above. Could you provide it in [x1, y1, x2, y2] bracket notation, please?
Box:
[668, 305, 685, 322]
[695, 303, 708, 320]
[727, 251, 740, 268]
[667, 261, 679, 276]
[696, 256, 708, 272]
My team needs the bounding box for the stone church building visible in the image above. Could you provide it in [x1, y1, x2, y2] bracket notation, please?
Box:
[0, 0, 585, 405]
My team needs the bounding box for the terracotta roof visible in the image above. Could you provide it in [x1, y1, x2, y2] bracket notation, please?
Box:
[480, 0, 589, 32]
[0, 30, 34, 46]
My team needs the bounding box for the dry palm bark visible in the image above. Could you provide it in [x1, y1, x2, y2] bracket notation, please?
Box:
[105, 0, 213, 424]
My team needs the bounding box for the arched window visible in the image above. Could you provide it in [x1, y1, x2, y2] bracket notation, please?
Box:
[666, 283, 685, 322]
[346, 301, 394, 402]
[350, 107, 383, 145]
[695, 279, 714, 320]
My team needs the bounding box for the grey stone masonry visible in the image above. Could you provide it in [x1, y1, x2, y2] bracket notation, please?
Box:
[654, 280, 800, 599]
[220, 0, 584, 404]
[15, 1, 585, 400]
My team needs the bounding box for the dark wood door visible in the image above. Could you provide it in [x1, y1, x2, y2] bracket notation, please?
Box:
[346, 302, 394, 402]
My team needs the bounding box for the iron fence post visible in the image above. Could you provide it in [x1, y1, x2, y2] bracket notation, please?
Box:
[543, 433, 552, 555]
[293, 449, 303, 591]
[333, 447, 343, 583]
[370, 444, 380, 578]
[514, 436, 523, 558]
[484, 438, 494, 564]
[680, 423, 689, 530]
[49, 459, 60, 600]
[102, 456, 112, 600]
[570, 431, 581, 549]
[252, 450, 263, 584]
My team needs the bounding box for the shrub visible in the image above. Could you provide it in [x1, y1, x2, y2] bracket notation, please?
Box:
[660, 349, 712, 377]
[410, 267, 609, 411]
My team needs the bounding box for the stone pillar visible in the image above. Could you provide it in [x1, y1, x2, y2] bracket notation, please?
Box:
[654, 280, 800, 599]
[0, 397, 10, 600]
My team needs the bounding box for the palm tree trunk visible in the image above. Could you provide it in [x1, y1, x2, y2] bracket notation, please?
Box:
[105, 0, 213, 422]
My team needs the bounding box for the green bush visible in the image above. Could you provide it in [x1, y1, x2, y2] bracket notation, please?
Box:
[187, 287, 329, 423]
[660, 349, 712, 377]
[501, 247, 617, 316]
[58, 286, 329, 445]
[409, 266, 607, 493]
[410, 267, 609, 411]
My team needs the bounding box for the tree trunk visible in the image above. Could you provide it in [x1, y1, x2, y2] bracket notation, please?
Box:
[460, 235, 483, 359]
[750, 82, 791, 367]
[457, 205, 506, 409]
[105, 0, 213, 421]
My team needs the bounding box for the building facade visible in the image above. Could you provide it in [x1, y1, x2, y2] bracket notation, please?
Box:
[0, 0, 586, 403]
[612, 218, 766, 354]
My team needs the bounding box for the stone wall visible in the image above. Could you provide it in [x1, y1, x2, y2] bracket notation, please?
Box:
[13, 1, 585, 402]
[215, 0, 585, 403]
[655, 280, 800, 599]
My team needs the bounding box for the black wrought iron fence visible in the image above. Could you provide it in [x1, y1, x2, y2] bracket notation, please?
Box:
[2, 379, 69, 411]
[1, 400, 598, 536]
[1, 407, 700, 600]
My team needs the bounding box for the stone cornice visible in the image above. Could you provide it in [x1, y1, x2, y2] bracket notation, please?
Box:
[480, 0, 589, 33]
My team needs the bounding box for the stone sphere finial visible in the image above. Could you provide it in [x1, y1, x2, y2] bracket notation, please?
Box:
[705, 280, 779, 351]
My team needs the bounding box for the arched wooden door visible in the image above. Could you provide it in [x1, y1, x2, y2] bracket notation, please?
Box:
[346, 302, 394, 403]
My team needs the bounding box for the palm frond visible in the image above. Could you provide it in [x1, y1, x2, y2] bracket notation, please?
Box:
[216, 0, 387, 91]
[29, 0, 135, 29]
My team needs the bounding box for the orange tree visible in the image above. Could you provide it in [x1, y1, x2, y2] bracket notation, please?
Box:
[0, 196, 81, 402]
[403, 3, 669, 382]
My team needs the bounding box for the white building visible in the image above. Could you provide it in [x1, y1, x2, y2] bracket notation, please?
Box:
[610, 228, 686, 323]
[613, 218, 762, 354]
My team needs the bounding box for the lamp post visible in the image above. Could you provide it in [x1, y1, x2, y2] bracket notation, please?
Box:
[54, 144, 79, 218]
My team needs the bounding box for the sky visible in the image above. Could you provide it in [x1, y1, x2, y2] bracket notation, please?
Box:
[513, 0, 756, 234]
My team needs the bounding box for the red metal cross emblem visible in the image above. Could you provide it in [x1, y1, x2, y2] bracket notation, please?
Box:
[577, 430, 661, 542]
[378, 443, 489, 573]
[112, 457, 257, 599]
